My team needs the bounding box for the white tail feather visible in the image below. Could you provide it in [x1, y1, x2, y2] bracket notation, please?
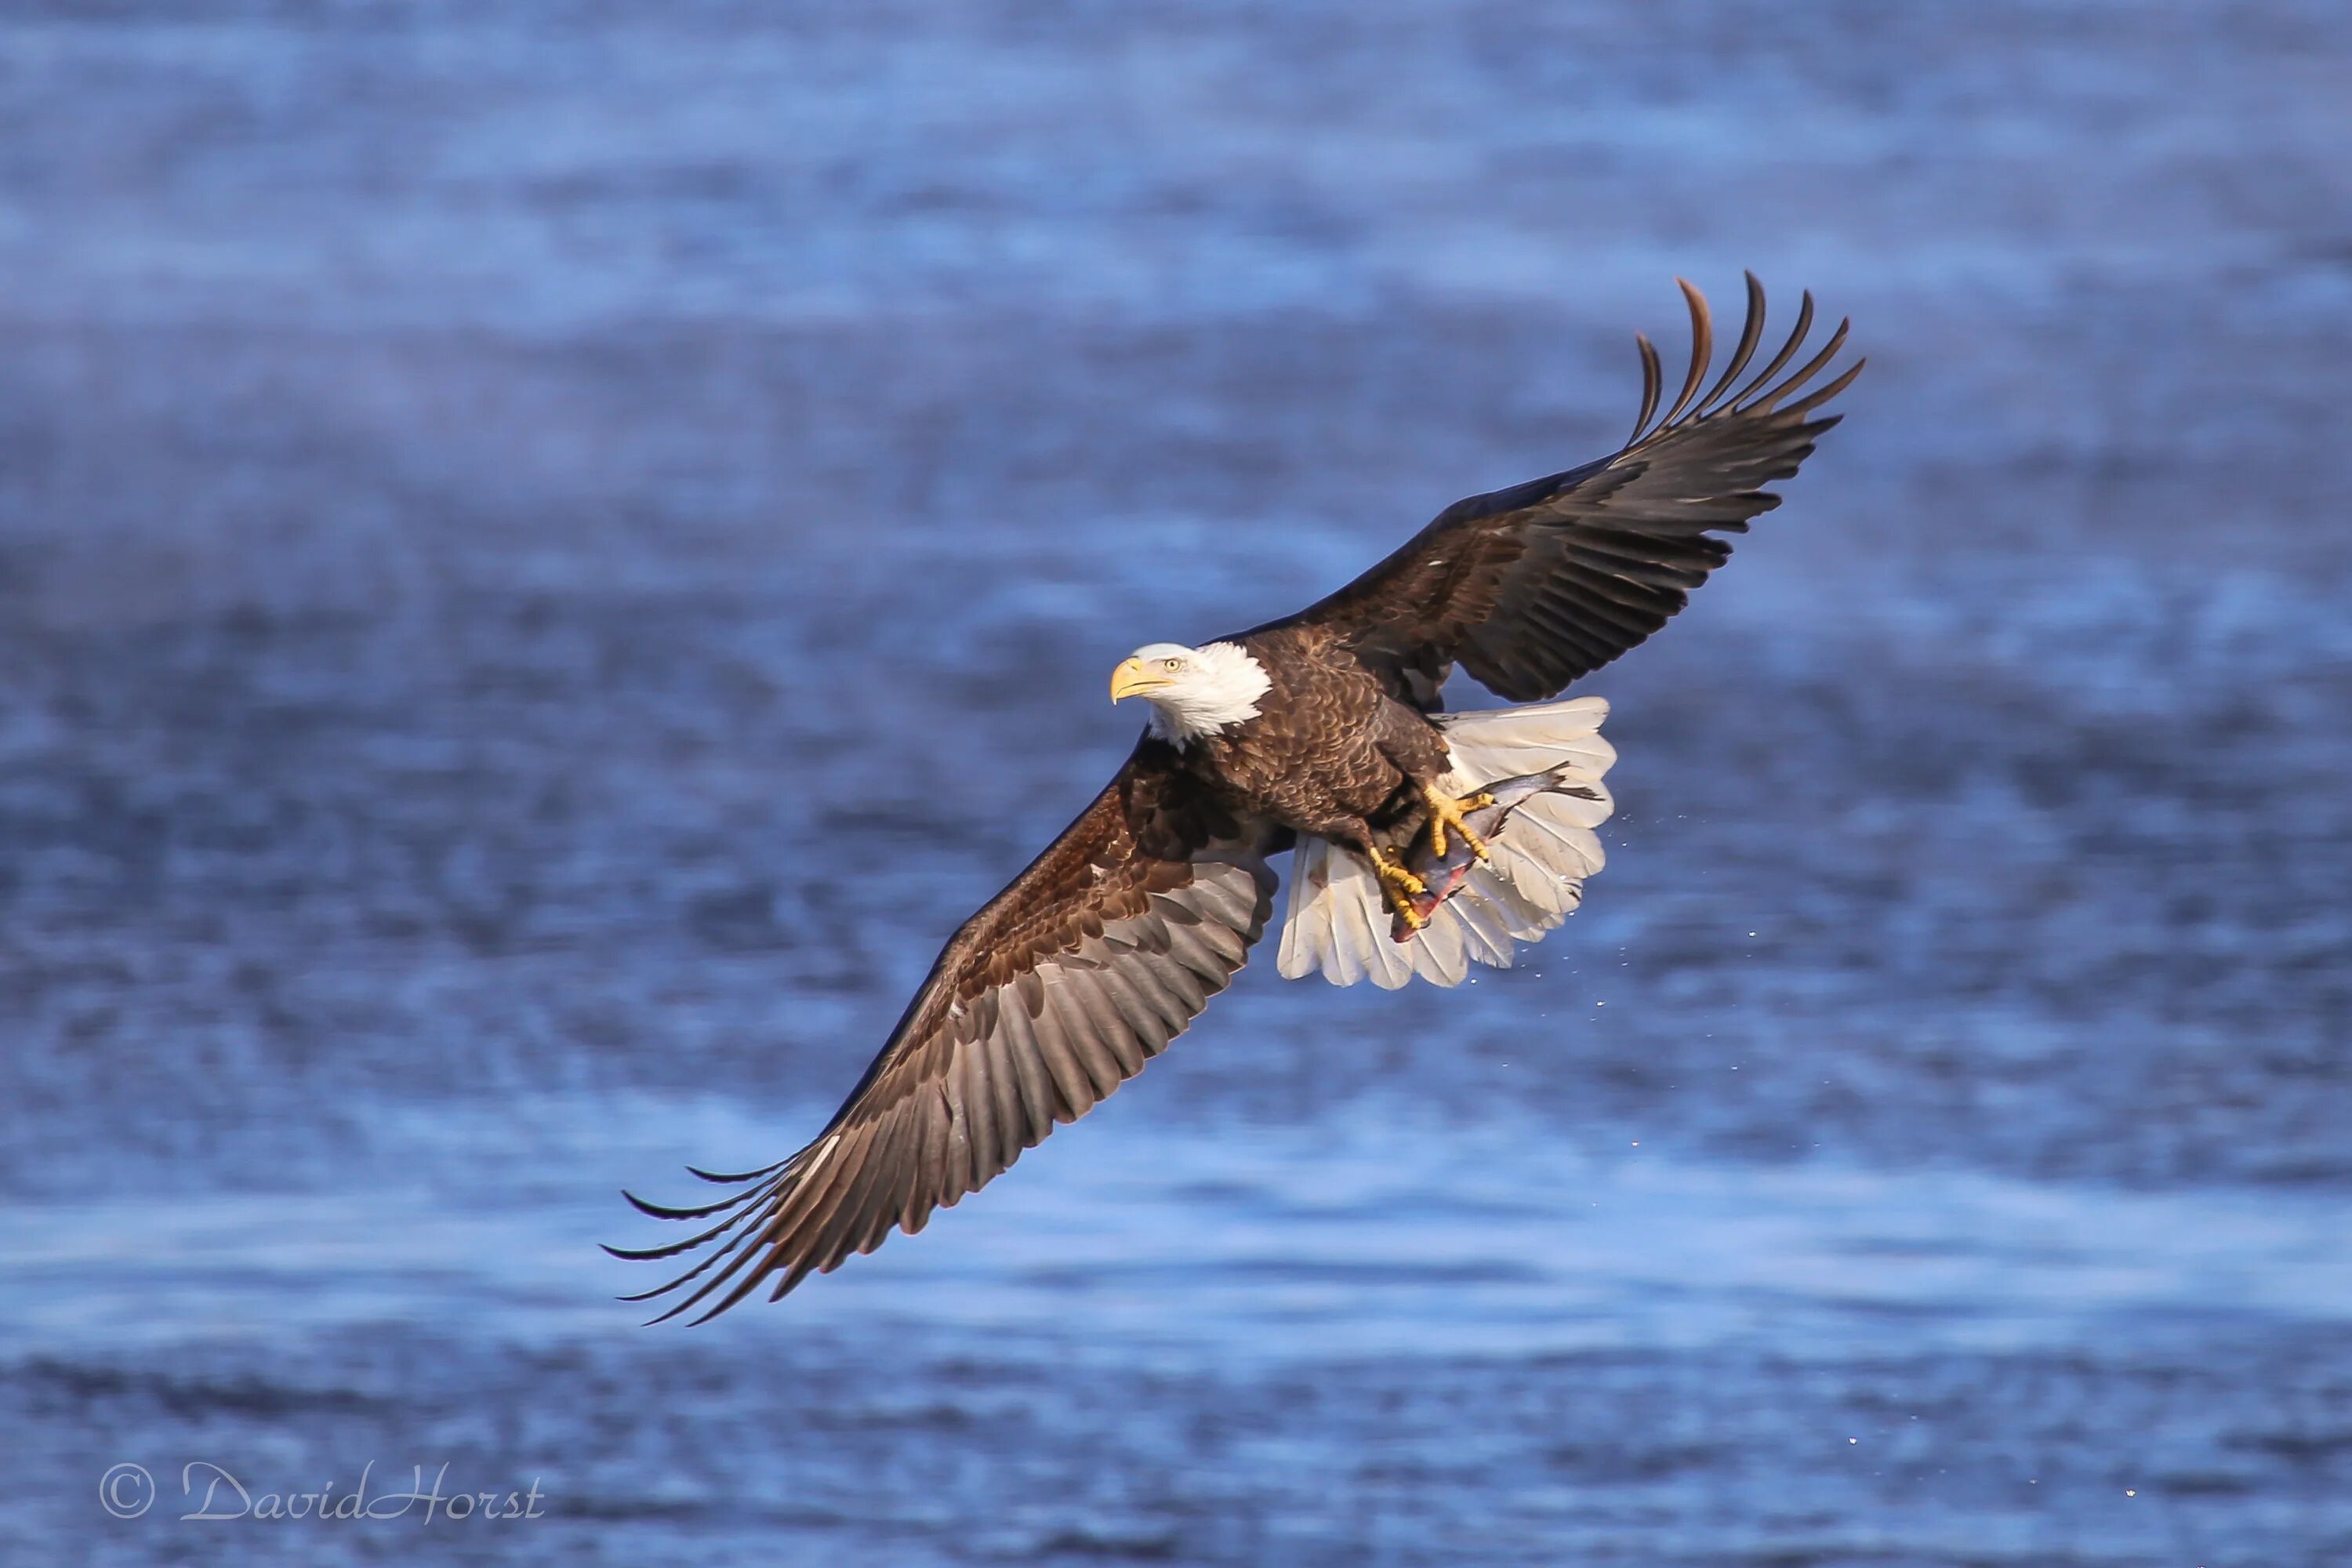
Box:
[1276, 695, 1616, 989]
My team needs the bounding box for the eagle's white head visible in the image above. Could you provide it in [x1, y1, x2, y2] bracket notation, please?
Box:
[1109, 641, 1272, 746]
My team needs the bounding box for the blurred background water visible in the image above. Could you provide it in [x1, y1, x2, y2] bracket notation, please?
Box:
[2, 2, 2349, 1564]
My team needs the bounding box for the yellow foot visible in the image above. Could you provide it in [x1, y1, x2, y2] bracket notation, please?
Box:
[1367, 844, 1429, 929]
[1421, 786, 1497, 862]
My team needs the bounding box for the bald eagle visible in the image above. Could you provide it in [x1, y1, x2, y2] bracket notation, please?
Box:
[612, 276, 1860, 1320]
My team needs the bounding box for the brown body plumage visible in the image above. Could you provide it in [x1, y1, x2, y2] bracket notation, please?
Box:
[1178, 620, 1450, 851]
[611, 274, 1860, 1321]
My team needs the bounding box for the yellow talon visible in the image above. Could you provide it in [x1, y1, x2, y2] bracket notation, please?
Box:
[1367, 844, 1429, 930]
[1421, 786, 1496, 862]
[1367, 844, 1426, 898]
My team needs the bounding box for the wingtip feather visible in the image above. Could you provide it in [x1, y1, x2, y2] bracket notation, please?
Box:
[1697, 271, 1769, 414]
[1658, 278, 1713, 428]
[1729, 289, 1814, 410]
[1628, 332, 1664, 447]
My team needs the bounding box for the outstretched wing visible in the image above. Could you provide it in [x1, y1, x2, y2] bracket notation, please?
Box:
[609, 741, 1279, 1323]
[1272, 274, 1862, 703]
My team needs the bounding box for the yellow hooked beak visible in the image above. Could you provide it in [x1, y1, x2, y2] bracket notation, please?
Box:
[1109, 657, 1173, 702]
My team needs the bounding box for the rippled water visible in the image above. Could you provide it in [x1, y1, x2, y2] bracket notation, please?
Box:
[3, 3, 2350, 1564]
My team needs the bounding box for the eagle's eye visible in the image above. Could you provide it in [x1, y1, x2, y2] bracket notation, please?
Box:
[1162, 658, 1182, 671]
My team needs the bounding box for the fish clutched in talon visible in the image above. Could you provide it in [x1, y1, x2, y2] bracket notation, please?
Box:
[1385, 768, 1602, 942]
[1421, 783, 1497, 862]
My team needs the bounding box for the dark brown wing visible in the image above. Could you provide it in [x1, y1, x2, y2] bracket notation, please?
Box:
[1270, 274, 1862, 703]
[608, 740, 1278, 1323]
